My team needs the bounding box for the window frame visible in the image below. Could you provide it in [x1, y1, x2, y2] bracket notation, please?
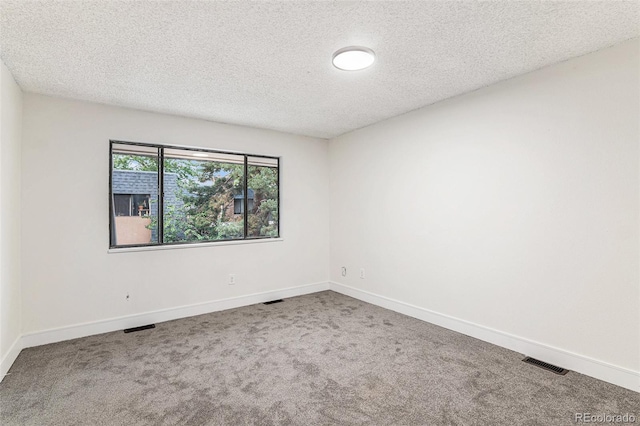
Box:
[109, 140, 280, 249]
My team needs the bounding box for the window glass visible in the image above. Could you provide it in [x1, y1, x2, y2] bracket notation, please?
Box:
[247, 156, 279, 238]
[111, 143, 159, 246]
[162, 149, 245, 243]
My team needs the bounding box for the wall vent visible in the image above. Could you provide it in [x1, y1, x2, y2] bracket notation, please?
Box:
[263, 299, 284, 305]
[522, 357, 568, 375]
[124, 324, 156, 333]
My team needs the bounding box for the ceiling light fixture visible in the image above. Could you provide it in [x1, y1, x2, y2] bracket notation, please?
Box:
[332, 46, 375, 71]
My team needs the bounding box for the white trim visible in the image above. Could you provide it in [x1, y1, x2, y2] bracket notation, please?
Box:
[108, 237, 283, 253]
[329, 281, 640, 393]
[1, 336, 24, 382]
[21, 281, 329, 349]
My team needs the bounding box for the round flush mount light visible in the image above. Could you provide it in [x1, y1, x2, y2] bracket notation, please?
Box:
[332, 46, 375, 71]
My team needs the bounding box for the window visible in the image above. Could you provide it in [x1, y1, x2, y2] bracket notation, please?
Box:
[233, 190, 254, 215]
[114, 194, 151, 217]
[110, 141, 279, 248]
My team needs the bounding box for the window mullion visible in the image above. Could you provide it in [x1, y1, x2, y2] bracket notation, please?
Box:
[158, 147, 164, 244]
[277, 158, 280, 238]
[109, 142, 116, 246]
[243, 155, 249, 239]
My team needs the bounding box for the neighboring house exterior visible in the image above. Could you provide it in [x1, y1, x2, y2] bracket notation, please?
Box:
[231, 189, 255, 216]
[112, 170, 180, 244]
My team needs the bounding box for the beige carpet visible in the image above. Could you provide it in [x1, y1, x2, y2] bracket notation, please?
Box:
[1, 291, 638, 425]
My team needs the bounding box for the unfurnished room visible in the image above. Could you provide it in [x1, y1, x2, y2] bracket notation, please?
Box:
[0, 1, 639, 425]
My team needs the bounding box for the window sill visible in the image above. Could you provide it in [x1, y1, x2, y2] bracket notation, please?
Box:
[108, 238, 283, 254]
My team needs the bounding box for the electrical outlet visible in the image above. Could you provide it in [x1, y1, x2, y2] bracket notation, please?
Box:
[228, 274, 236, 285]
[360, 268, 365, 279]
[341, 267, 347, 277]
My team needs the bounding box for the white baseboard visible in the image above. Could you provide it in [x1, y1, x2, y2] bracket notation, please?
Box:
[329, 281, 640, 393]
[18, 281, 329, 352]
[0, 336, 24, 381]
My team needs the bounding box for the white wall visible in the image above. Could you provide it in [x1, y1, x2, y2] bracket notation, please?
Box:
[0, 60, 23, 372]
[20, 95, 329, 335]
[329, 39, 639, 373]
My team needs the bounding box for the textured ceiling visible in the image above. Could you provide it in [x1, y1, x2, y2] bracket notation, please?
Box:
[1, 1, 638, 139]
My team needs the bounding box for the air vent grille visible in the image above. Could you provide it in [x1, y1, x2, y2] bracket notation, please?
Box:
[124, 324, 155, 333]
[522, 357, 568, 375]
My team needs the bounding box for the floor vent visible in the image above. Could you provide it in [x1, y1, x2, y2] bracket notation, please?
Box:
[263, 299, 284, 305]
[124, 324, 156, 333]
[522, 357, 568, 375]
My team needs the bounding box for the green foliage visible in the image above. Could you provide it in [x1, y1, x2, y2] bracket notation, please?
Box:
[177, 162, 244, 241]
[247, 166, 278, 237]
[113, 155, 199, 183]
[112, 155, 158, 172]
[216, 221, 244, 239]
[161, 204, 187, 243]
